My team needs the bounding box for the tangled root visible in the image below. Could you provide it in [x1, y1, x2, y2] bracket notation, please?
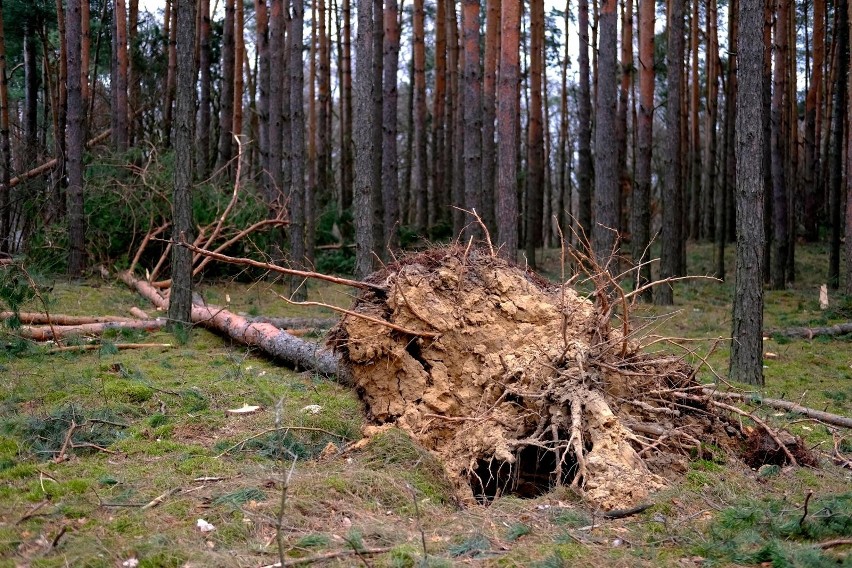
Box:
[331, 245, 741, 510]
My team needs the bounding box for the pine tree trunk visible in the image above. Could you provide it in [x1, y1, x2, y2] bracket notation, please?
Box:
[497, 0, 520, 260]
[128, 0, 140, 144]
[615, 0, 633, 238]
[198, 0, 213, 177]
[432, 0, 447, 228]
[267, 0, 284, 216]
[112, 0, 129, 151]
[290, 0, 307, 296]
[81, 0, 91, 112]
[382, 0, 401, 251]
[412, 0, 428, 232]
[53, 0, 68, 221]
[592, 0, 618, 265]
[482, 0, 500, 233]
[169, 0, 197, 329]
[655, 0, 684, 305]
[730, 0, 766, 386]
[340, 0, 353, 211]
[761, 3, 772, 283]
[577, 0, 593, 238]
[448, 0, 464, 235]
[0, 3, 10, 253]
[353, 0, 375, 277]
[846, 0, 852, 295]
[828, 0, 847, 289]
[701, 0, 719, 241]
[370, 0, 384, 253]
[803, 0, 825, 241]
[716, 0, 737, 279]
[770, 0, 789, 289]
[255, 0, 269, 190]
[162, 0, 176, 146]
[233, 0, 245, 152]
[463, 0, 483, 238]
[632, 0, 654, 298]
[66, 0, 86, 276]
[525, 0, 544, 263]
[557, 1, 570, 243]
[688, 0, 700, 240]
[216, 0, 236, 177]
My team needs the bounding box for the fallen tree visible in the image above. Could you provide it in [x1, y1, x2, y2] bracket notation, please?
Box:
[16, 319, 166, 341]
[119, 271, 345, 380]
[768, 322, 852, 340]
[1, 312, 139, 326]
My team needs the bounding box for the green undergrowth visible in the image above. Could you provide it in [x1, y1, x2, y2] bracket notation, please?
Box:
[0, 242, 850, 566]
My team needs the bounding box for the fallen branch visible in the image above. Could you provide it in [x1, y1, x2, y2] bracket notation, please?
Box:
[704, 390, 852, 429]
[8, 128, 112, 188]
[816, 539, 852, 549]
[767, 322, 852, 340]
[1, 312, 139, 325]
[129, 307, 150, 319]
[178, 240, 384, 292]
[249, 316, 337, 330]
[17, 319, 167, 341]
[120, 271, 347, 381]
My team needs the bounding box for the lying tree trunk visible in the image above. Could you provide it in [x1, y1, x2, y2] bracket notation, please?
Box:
[768, 322, 852, 340]
[47, 342, 173, 353]
[1, 312, 138, 325]
[18, 319, 166, 340]
[705, 389, 852, 429]
[248, 316, 338, 330]
[119, 271, 346, 381]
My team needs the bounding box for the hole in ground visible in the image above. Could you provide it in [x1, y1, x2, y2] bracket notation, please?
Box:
[469, 445, 577, 503]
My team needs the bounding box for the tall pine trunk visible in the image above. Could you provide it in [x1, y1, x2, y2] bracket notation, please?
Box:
[577, 0, 593, 238]
[828, 0, 848, 289]
[216, 0, 236, 177]
[482, 0, 500, 233]
[496, 0, 520, 260]
[655, 0, 684, 305]
[290, 0, 307, 297]
[382, 0, 401, 251]
[0, 3, 10, 253]
[66, 0, 86, 276]
[112, 0, 129, 151]
[353, 0, 375, 277]
[463, 0, 483, 237]
[412, 0, 428, 231]
[593, 0, 618, 264]
[525, 0, 545, 264]
[632, 0, 655, 298]
[197, 0, 212, 177]
[770, 0, 789, 289]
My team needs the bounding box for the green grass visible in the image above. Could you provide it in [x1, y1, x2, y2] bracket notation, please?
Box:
[1, 242, 850, 566]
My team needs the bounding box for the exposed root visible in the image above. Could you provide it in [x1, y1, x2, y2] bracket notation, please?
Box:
[330, 245, 739, 510]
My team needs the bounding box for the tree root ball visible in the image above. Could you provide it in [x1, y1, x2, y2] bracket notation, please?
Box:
[330, 246, 740, 510]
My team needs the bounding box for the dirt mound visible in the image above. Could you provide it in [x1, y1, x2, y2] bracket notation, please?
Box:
[330, 246, 739, 510]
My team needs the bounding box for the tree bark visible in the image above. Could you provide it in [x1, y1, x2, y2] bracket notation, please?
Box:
[770, 0, 789, 290]
[382, 0, 401, 252]
[463, 0, 484, 238]
[730, 0, 766, 386]
[577, 0, 593, 238]
[233, 0, 246, 149]
[632, 0, 654, 298]
[370, 0, 384, 255]
[111, 0, 129, 151]
[525, 0, 544, 264]
[615, 0, 633, 239]
[803, 0, 825, 241]
[847, 0, 852, 295]
[289, 0, 307, 297]
[353, 0, 375, 278]
[169, 0, 197, 329]
[267, 0, 285, 218]
[688, 0, 700, 240]
[216, 0, 236, 177]
[828, 0, 848, 289]
[0, 3, 10, 254]
[716, 0, 737, 279]
[66, 0, 86, 276]
[340, 0, 353, 211]
[701, 0, 719, 241]
[482, 0, 500, 233]
[592, 0, 619, 266]
[655, 0, 685, 305]
[496, 0, 520, 260]
[127, 0, 139, 143]
[412, 0, 428, 232]
[197, 0, 213, 177]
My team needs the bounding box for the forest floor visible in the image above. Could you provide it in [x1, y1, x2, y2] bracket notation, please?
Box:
[0, 242, 850, 567]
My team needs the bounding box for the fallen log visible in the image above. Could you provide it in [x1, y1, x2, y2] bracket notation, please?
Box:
[18, 319, 167, 341]
[247, 316, 338, 330]
[119, 271, 347, 381]
[768, 322, 852, 340]
[704, 389, 852, 429]
[1, 312, 138, 326]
